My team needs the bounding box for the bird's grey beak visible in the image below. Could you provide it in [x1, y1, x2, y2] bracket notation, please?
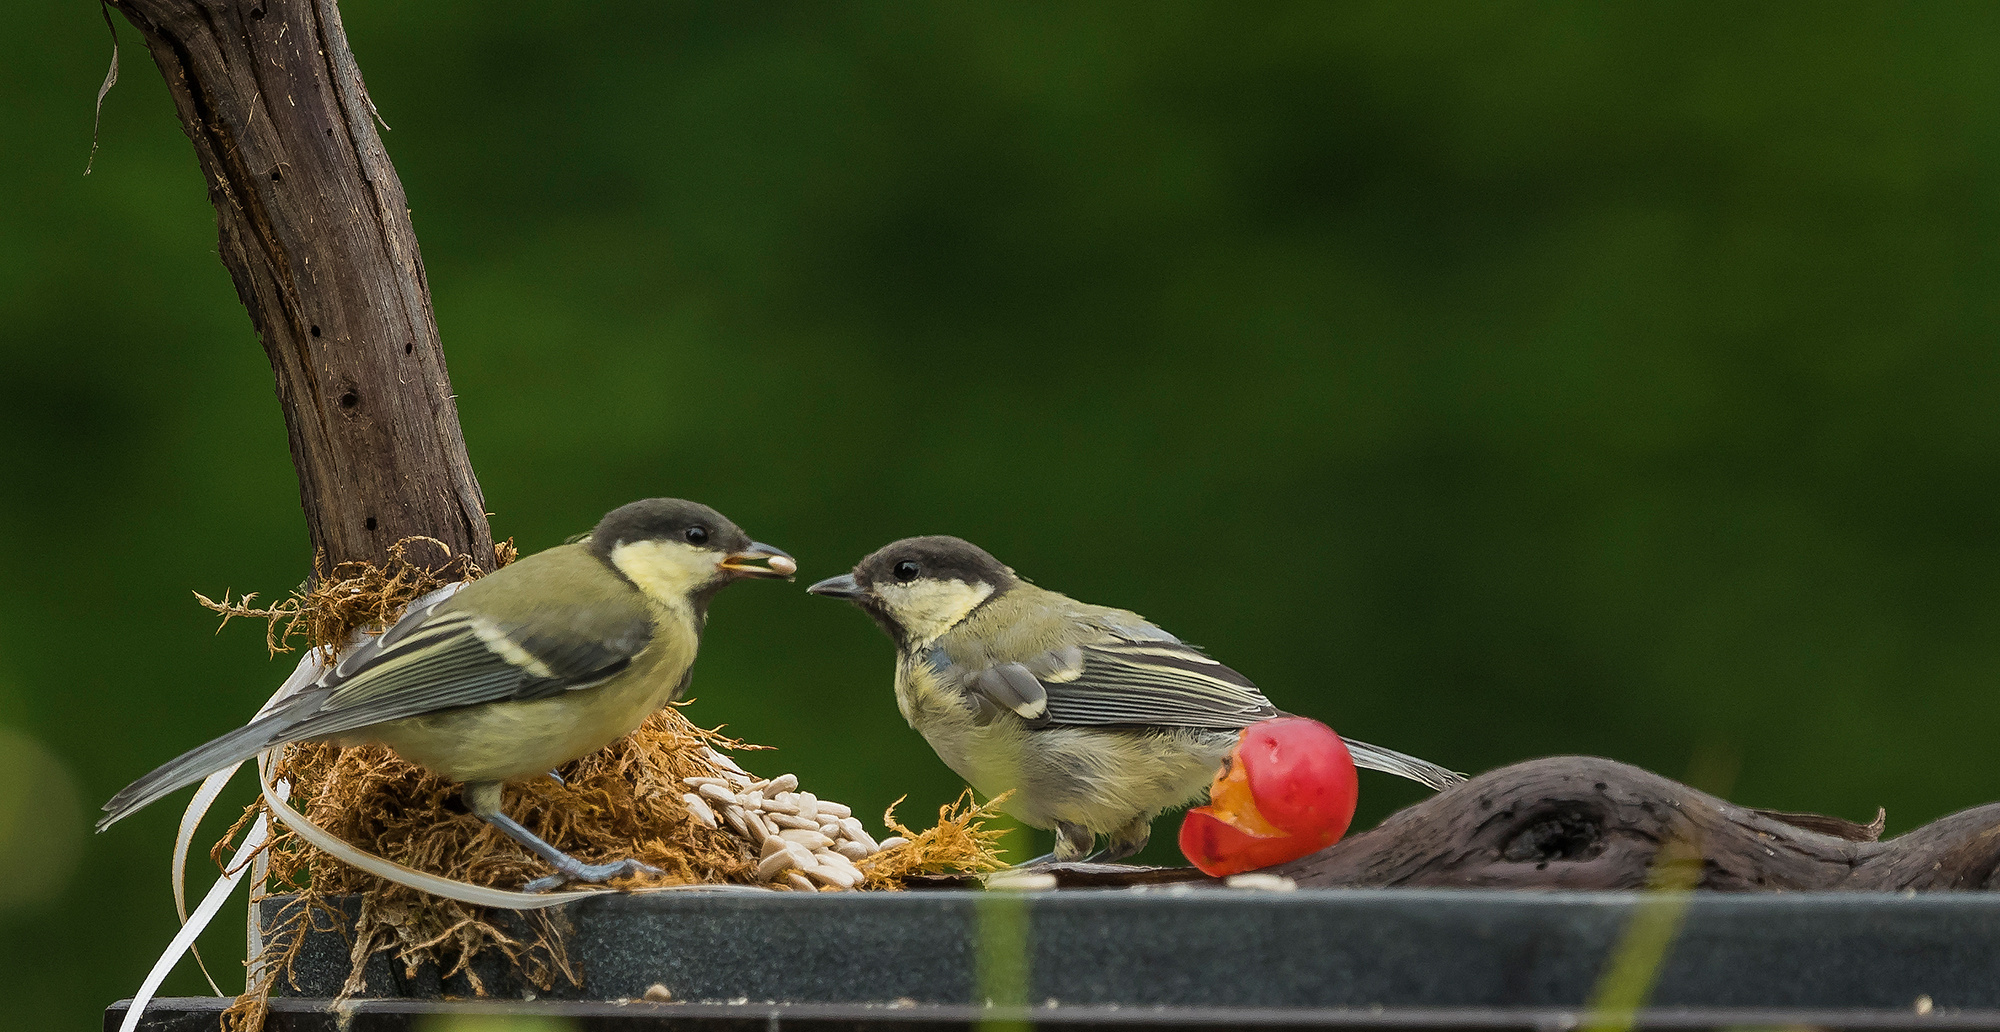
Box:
[720, 542, 797, 580]
[807, 573, 864, 600]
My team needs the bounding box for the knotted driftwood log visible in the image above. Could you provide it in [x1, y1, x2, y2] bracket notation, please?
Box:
[1278, 756, 2000, 891]
[1025, 756, 2000, 891]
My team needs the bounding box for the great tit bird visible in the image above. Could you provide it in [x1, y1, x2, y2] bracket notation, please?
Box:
[809, 536, 1461, 864]
[100, 498, 795, 891]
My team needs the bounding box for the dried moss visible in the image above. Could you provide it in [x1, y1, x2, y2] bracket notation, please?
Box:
[864, 789, 1014, 887]
[195, 535, 516, 658]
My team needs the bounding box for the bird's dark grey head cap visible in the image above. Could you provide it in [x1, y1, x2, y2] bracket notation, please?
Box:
[850, 535, 1016, 591]
[586, 498, 753, 557]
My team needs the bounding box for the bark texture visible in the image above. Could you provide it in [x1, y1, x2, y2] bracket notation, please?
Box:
[110, 0, 494, 571]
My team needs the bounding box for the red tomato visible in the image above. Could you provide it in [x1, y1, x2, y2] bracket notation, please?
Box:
[1238, 717, 1358, 840]
[1177, 717, 1359, 877]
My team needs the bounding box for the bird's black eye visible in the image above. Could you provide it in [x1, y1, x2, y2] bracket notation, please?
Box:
[685, 526, 708, 545]
[893, 560, 920, 581]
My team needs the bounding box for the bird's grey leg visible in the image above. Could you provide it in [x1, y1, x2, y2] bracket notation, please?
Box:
[1019, 821, 1096, 866]
[462, 783, 660, 893]
[1088, 815, 1152, 864]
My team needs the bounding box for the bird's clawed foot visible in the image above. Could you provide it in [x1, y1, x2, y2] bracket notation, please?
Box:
[523, 856, 662, 894]
[468, 785, 663, 893]
[1087, 816, 1151, 864]
[1015, 821, 1096, 868]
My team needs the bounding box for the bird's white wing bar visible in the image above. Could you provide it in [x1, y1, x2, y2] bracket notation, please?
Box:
[931, 636, 1278, 731]
[1035, 641, 1278, 729]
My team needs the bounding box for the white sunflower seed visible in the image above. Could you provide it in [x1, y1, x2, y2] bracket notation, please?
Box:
[784, 871, 816, 892]
[835, 841, 872, 862]
[796, 792, 819, 820]
[758, 795, 800, 816]
[769, 813, 820, 831]
[876, 836, 910, 851]
[987, 871, 1057, 891]
[764, 773, 799, 797]
[784, 840, 820, 871]
[806, 863, 859, 889]
[682, 776, 729, 789]
[816, 800, 853, 820]
[1224, 873, 1298, 892]
[840, 819, 879, 853]
[681, 793, 718, 828]
[815, 848, 862, 874]
[754, 851, 794, 882]
[696, 783, 736, 807]
[780, 828, 833, 851]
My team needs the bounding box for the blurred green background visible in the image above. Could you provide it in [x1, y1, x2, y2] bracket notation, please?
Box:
[7, 0, 2000, 1025]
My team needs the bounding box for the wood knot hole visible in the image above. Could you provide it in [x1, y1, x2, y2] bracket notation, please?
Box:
[340, 390, 360, 410]
[1501, 807, 1606, 864]
[364, 517, 378, 531]
[310, 325, 321, 338]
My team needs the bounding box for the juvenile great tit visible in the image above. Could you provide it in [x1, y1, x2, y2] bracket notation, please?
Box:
[808, 536, 1460, 864]
[100, 498, 795, 891]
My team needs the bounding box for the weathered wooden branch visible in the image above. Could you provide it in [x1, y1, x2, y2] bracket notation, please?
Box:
[1282, 756, 2000, 890]
[108, 0, 494, 571]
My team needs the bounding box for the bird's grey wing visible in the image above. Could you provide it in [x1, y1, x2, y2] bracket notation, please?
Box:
[927, 632, 1276, 731]
[1035, 637, 1278, 729]
[276, 602, 652, 742]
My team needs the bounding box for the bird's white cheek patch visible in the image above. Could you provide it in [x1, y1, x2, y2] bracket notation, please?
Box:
[610, 540, 718, 605]
[875, 579, 994, 646]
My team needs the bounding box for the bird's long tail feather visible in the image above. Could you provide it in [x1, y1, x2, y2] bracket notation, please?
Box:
[97, 712, 294, 831]
[1345, 738, 1465, 791]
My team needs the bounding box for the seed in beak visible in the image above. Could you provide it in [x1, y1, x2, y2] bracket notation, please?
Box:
[720, 548, 798, 579]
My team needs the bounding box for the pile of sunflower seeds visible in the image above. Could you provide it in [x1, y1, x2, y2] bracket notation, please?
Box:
[682, 747, 910, 891]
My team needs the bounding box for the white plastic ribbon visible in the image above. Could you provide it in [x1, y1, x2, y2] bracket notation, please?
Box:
[172, 769, 236, 995]
[121, 786, 281, 1032]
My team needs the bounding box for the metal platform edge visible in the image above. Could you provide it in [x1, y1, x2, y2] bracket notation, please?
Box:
[108, 997, 1998, 1032]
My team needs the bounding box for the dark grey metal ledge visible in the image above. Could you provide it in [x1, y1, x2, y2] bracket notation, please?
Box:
[238, 889, 2000, 1012]
[107, 998, 2000, 1032]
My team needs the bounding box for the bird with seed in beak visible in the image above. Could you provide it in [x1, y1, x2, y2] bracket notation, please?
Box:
[101, 498, 795, 891]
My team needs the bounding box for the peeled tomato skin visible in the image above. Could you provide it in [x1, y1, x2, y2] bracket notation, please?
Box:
[1179, 806, 1320, 877]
